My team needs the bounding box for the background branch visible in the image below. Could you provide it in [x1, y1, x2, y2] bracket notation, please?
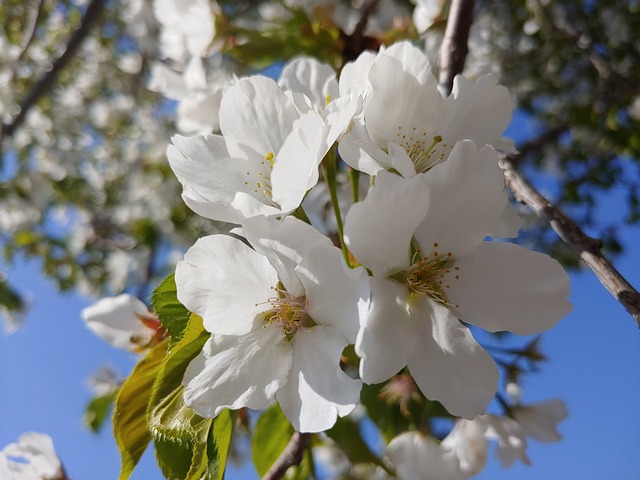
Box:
[439, 1, 640, 326]
[437, 0, 476, 94]
[499, 154, 640, 326]
[261, 432, 311, 480]
[0, 0, 105, 141]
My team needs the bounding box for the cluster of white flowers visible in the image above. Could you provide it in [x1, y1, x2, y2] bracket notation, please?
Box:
[167, 39, 571, 437]
[386, 394, 568, 479]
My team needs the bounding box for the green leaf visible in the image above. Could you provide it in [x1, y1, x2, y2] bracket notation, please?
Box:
[84, 390, 117, 433]
[326, 417, 389, 472]
[152, 273, 191, 344]
[207, 409, 234, 480]
[150, 387, 213, 480]
[151, 313, 209, 403]
[147, 313, 229, 480]
[114, 339, 169, 480]
[252, 403, 293, 476]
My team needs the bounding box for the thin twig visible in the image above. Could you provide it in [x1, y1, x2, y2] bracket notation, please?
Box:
[1, 0, 105, 140]
[499, 154, 640, 326]
[439, 1, 640, 327]
[438, 0, 476, 94]
[262, 432, 311, 480]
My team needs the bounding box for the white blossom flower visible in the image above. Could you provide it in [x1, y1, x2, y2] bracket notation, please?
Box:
[177, 216, 369, 432]
[168, 75, 355, 224]
[81, 294, 163, 351]
[386, 431, 463, 480]
[344, 141, 572, 418]
[1, 433, 63, 480]
[338, 41, 514, 177]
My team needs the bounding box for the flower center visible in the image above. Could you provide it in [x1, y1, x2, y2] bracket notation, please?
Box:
[394, 127, 450, 173]
[260, 286, 313, 340]
[391, 242, 461, 308]
[243, 151, 277, 207]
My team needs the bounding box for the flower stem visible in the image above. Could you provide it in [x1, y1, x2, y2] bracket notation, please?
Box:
[348, 167, 360, 203]
[322, 147, 350, 265]
[293, 205, 312, 225]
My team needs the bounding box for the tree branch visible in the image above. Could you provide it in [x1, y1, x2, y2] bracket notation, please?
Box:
[437, 0, 476, 94]
[438, 1, 640, 326]
[0, 0, 105, 140]
[499, 154, 640, 326]
[261, 432, 311, 480]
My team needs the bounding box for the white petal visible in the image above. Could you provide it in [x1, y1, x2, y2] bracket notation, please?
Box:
[492, 202, 523, 239]
[220, 76, 299, 159]
[183, 327, 291, 417]
[276, 326, 361, 433]
[386, 431, 462, 480]
[3, 432, 62, 478]
[271, 111, 326, 213]
[413, 141, 507, 258]
[356, 277, 411, 384]
[338, 118, 390, 175]
[296, 245, 370, 342]
[344, 171, 429, 276]
[176, 235, 278, 335]
[242, 216, 333, 297]
[380, 41, 435, 85]
[439, 74, 513, 149]
[483, 415, 530, 467]
[278, 57, 339, 108]
[514, 399, 568, 443]
[406, 299, 499, 418]
[339, 50, 376, 97]
[168, 133, 247, 223]
[365, 55, 442, 150]
[447, 242, 572, 335]
[81, 294, 155, 350]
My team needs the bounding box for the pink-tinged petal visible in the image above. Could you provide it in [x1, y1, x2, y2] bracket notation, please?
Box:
[296, 245, 370, 342]
[176, 235, 278, 335]
[276, 326, 361, 432]
[365, 55, 443, 150]
[81, 294, 155, 351]
[406, 299, 499, 418]
[439, 74, 513, 149]
[356, 278, 411, 384]
[344, 171, 429, 276]
[514, 399, 568, 443]
[242, 216, 333, 297]
[386, 431, 462, 480]
[220, 76, 299, 159]
[183, 327, 291, 417]
[414, 141, 507, 258]
[271, 111, 326, 213]
[447, 242, 572, 335]
[278, 57, 339, 108]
